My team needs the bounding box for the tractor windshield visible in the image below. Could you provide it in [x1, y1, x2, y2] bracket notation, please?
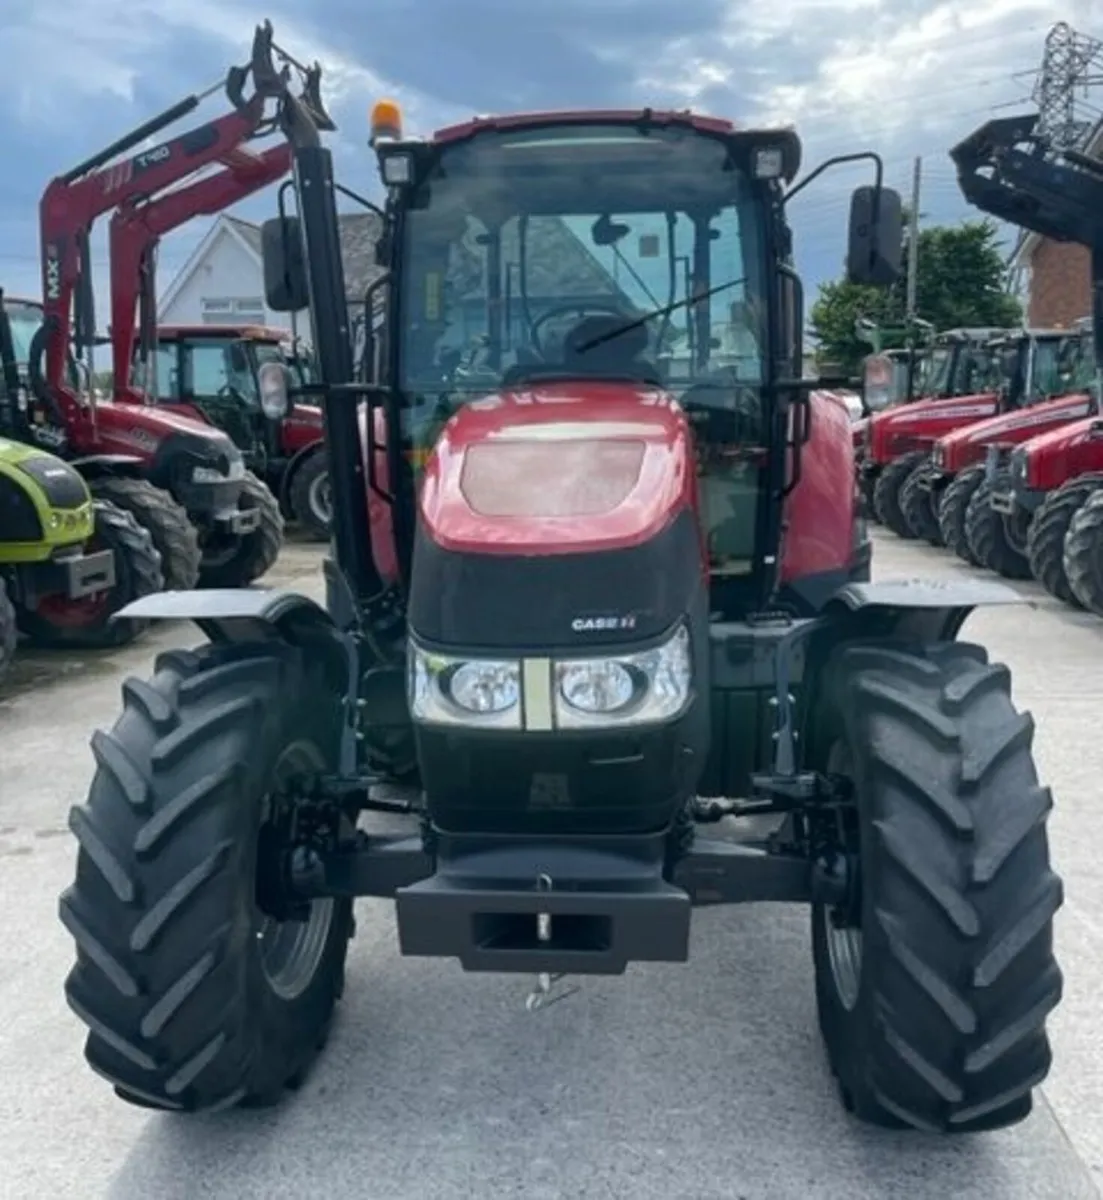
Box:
[397, 121, 769, 420]
[4, 301, 42, 366]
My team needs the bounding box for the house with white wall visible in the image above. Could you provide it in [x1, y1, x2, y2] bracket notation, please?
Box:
[157, 212, 384, 335]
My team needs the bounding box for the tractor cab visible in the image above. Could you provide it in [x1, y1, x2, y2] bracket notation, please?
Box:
[0, 295, 83, 446]
[916, 326, 1005, 400]
[984, 326, 1083, 410]
[379, 122, 782, 586]
[138, 324, 314, 464]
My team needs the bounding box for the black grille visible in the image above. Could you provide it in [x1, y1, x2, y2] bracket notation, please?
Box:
[0, 473, 44, 543]
[15, 452, 88, 509]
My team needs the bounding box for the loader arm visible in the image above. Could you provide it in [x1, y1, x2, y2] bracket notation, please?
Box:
[32, 46, 311, 430]
[951, 112, 1103, 366]
[108, 143, 294, 396]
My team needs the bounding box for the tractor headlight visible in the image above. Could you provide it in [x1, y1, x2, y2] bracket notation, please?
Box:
[408, 623, 693, 732]
[409, 649, 522, 729]
[192, 455, 245, 484]
[553, 623, 692, 730]
[931, 444, 945, 469]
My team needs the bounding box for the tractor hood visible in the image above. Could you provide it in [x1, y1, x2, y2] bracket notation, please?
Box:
[933, 390, 1095, 473]
[868, 390, 1000, 463]
[99, 399, 235, 445]
[418, 380, 694, 557]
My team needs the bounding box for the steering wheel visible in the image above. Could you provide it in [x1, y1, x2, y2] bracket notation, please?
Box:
[680, 374, 765, 446]
[529, 301, 637, 360]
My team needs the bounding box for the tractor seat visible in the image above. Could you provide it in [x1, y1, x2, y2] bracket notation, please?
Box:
[561, 315, 658, 381]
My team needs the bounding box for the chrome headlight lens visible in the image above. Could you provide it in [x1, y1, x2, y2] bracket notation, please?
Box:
[192, 455, 246, 484]
[409, 649, 522, 729]
[931, 444, 945, 469]
[553, 623, 692, 729]
[408, 622, 693, 731]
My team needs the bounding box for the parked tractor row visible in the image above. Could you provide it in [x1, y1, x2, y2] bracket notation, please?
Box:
[0, 49, 339, 682]
[861, 317, 1103, 613]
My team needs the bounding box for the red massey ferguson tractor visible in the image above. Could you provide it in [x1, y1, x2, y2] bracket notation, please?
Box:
[861, 328, 1007, 536]
[950, 111, 1103, 614]
[898, 326, 1093, 561]
[21, 54, 315, 588]
[58, 23, 1063, 1132]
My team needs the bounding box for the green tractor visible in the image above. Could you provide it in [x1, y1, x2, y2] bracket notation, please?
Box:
[0, 436, 164, 678]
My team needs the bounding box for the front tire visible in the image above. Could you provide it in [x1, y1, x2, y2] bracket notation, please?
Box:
[1063, 487, 1103, 616]
[89, 476, 201, 591]
[812, 640, 1063, 1132]
[1026, 474, 1103, 606]
[288, 448, 331, 542]
[899, 465, 943, 545]
[0, 578, 16, 683]
[59, 641, 353, 1112]
[937, 465, 986, 564]
[198, 471, 284, 588]
[964, 472, 1032, 579]
[872, 452, 926, 539]
[18, 501, 163, 650]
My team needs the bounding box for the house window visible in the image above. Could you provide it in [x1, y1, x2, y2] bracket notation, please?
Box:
[200, 297, 265, 326]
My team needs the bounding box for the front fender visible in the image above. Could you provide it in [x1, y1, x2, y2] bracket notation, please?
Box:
[115, 587, 360, 771]
[825, 578, 1027, 642]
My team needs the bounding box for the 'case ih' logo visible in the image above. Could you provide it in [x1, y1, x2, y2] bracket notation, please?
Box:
[571, 615, 637, 633]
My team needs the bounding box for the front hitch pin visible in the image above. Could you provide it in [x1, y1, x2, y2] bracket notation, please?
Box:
[525, 873, 578, 1013]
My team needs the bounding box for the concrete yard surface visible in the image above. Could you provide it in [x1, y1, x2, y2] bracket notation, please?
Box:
[0, 529, 1101, 1200]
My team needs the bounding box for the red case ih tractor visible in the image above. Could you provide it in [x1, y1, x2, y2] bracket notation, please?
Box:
[19, 55, 312, 588]
[59, 24, 1062, 1132]
[902, 327, 1093, 560]
[861, 328, 1007, 535]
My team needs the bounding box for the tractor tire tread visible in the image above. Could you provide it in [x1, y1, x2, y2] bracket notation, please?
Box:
[1026, 475, 1103, 606]
[60, 641, 351, 1112]
[1063, 486, 1103, 615]
[0, 578, 16, 683]
[287, 448, 330, 542]
[814, 640, 1062, 1133]
[872, 452, 926, 539]
[198, 471, 283, 588]
[937, 465, 986, 564]
[89, 477, 200, 591]
[899, 466, 943, 545]
[963, 473, 1032, 579]
[16, 501, 164, 650]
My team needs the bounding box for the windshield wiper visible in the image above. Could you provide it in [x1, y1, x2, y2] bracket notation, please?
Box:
[576, 276, 748, 354]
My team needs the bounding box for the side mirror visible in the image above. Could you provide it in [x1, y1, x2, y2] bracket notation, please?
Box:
[257, 361, 291, 420]
[846, 186, 903, 287]
[862, 352, 895, 412]
[261, 216, 310, 313]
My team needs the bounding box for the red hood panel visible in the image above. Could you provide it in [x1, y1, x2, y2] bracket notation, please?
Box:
[876, 391, 999, 426]
[938, 392, 1093, 449]
[419, 382, 694, 555]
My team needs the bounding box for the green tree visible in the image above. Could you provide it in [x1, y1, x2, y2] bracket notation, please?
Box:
[809, 218, 1022, 374]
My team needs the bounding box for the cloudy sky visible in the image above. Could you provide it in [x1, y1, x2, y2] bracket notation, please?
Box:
[1, 0, 1097, 324]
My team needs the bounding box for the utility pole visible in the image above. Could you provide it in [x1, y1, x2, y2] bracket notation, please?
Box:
[905, 155, 922, 398]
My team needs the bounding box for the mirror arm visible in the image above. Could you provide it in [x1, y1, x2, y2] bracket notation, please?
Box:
[784, 151, 884, 205]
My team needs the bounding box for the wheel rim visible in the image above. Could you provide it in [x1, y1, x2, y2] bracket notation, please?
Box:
[308, 473, 332, 525]
[825, 915, 863, 1011]
[823, 740, 862, 1011]
[256, 739, 334, 1000]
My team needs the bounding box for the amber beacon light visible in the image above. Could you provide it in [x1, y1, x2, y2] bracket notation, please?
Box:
[370, 99, 403, 144]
